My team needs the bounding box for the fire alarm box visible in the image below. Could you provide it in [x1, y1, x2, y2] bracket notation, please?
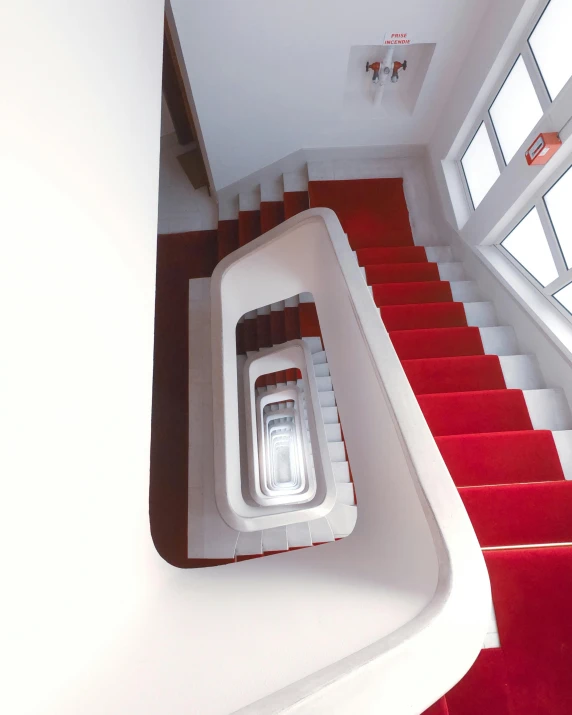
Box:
[526, 132, 562, 166]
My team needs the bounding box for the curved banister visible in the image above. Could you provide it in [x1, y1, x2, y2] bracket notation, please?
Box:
[211, 208, 491, 714]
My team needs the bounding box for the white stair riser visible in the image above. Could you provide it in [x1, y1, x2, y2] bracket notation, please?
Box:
[437, 263, 465, 282]
[499, 355, 544, 390]
[523, 390, 572, 431]
[553, 431, 572, 480]
[464, 302, 498, 328]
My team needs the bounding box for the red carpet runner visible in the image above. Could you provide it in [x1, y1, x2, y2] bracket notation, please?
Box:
[308, 177, 572, 715]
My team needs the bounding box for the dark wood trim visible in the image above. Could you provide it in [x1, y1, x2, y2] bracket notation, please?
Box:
[162, 17, 196, 146]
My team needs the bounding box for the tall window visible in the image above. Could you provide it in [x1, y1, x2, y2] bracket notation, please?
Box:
[461, 123, 501, 208]
[459, 0, 572, 209]
[489, 56, 543, 164]
[529, 0, 572, 100]
[500, 163, 572, 318]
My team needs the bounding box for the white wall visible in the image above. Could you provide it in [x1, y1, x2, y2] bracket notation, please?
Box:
[1, 1, 164, 711]
[158, 133, 218, 233]
[170, 0, 495, 190]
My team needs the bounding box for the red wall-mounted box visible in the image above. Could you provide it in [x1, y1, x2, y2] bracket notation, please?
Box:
[525, 132, 562, 166]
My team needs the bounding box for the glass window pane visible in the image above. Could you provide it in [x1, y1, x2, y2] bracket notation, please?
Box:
[544, 166, 572, 268]
[489, 56, 544, 164]
[553, 282, 572, 314]
[501, 208, 559, 286]
[460, 123, 500, 208]
[529, 0, 572, 100]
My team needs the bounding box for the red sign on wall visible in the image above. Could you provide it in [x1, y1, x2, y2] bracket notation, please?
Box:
[383, 33, 414, 46]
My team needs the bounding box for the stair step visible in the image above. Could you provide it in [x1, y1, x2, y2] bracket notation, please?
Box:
[499, 355, 544, 389]
[436, 430, 566, 487]
[356, 246, 428, 266]
[450, 280, 480, 302]
[336, 482, 356, 506]
[373, 281, 453, 306]
[312, 350, 327, 365]
[326, 503, 357, 537]
[299, 303, 321, 337]
[380, 302, 468, 331]
[332, 461, 351, 483]
[328, 441, 346, 462]
[480, 326, 518, 356]
[309, 517, 335, 544]
[316, 375, 333, 391]
[402, 355, 506, 395]
[418, 389, 533, 436]
[256, 314, 272, 348]
[313, 362, 330, 377]
[235, 531, 263, 557]
[286, 522, 312, 548]
[243, 318, 258, 352]
[217, 219, 240, 261]
[464, 301, 498, 327]
[238, 210, 261, 246]
[262, 526, 288, 553]
[390, 326, 484, 360]
[260, 201, 285, 233]
[523, 388, 572, 431]
[303, 336, 323, 353]
[366, 262, 440, 284]
[425, 246, 454, 263]
[438, 262, 466, 282]
[284, 306, 300, 341]
[283, 191, 309, 219]
[554, 431, 572, 480]
[460, 480, 572, 548]
[236, 322, 246, 355]
[325, 423, 342, 442]
[270, 310, 286, 345]
[283, 171, 308, 193]
[321, 405, 339, 424]
[319, 391, 336, 408]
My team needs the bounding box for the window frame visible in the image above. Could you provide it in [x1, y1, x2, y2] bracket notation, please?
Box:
[497, 161, 572, 321]
[457, 0, 557, 209]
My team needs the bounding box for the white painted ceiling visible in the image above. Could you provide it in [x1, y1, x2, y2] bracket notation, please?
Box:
[170, 0, 496, 190]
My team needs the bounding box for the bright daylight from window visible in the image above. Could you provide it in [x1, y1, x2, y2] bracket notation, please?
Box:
[461, 123, 500, 208]
[489, 56, 543, 164]
[529, 0, 572, 100]
[501, 208, 559, 287]
[544, 166, 572, 269]
[554, 283, 572, 314]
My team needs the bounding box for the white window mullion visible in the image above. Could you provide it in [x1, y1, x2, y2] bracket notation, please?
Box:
[521, 42, 552, 112]
[483, 113, 506, 171]
[545, 269, 572, 295]
[536, 199, 568, 276]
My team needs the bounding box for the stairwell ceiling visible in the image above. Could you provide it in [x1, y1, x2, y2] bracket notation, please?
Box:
[170, 0, 497, 190]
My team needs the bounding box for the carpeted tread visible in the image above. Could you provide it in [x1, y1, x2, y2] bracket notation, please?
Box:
[373, 281, 454, 306]
[390, 326, 484, 360]
[366, 262, 440, 284]
[436, 431, 565, 487]
[283, 191, 309, 219]
[357, 246, 428, 266]
[418, 390, 533, 436]
[309, 178, 413, 248]
[380, 302, 468, 331]
[260, 201, 285, 233]
[402, 355, 505, 394]
[460, 480, 572, 547]
[238, 210, 261, 246]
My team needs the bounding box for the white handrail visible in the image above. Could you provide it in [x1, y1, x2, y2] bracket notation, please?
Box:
[211, 209, 490, 714]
